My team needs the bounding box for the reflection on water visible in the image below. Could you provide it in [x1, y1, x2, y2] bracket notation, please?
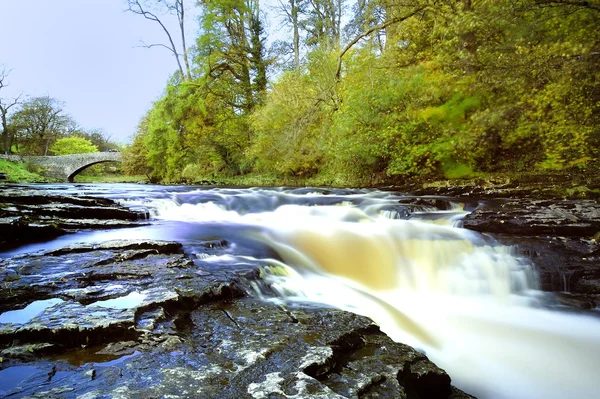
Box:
[53, 347, 141, 367]
[0, 366, 41, 396]
[0, 298, 64, 324]
[2, 183, 600, 399]
[88, 291, 146, 310]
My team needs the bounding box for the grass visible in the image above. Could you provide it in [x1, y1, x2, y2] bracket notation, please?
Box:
[179, 173, 345, 188]
[0, 159, 47, 183]
[73, 174, 149, 183]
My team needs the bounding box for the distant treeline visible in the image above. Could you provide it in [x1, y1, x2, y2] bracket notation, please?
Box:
[0, 95, 118, 156]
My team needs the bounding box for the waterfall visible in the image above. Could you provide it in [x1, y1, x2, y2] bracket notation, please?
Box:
[247, 205, 600, 399]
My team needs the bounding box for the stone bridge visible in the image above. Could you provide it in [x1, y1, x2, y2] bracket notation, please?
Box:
[2, 152, 121, 182]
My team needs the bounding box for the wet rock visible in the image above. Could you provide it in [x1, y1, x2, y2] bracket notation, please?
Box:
[1, 343, 55, 359]
[0, 299, 139, 348]
[399, 358, 452, 399]
[0, 239, 241, 339]
[459, 198, 600, 305]
[0, 190, 149, 251]
[2, 299, 468, 398]
[9, 203, 143, 221]
[387, 174, 599, 200]
[45, 239, 183, 256]
[463, 199, 600, 237]
[0, 216, 65, 249]
[551, 292, 598, 311]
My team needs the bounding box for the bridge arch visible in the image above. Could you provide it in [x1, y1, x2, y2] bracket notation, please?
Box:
[67, 159, 121, 182]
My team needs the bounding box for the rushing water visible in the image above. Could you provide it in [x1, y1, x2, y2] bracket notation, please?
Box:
[4, 183, 600, 399]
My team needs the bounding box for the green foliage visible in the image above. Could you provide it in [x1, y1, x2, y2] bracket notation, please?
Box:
[0, 159, 46, 182]
[10, 96, 75, 156]
[73, 174, 146, 183]
[121, 117, 151, 177]
[442, 162, 479, 180]
[125, 0, 599, 186]
[50, 136, 98, 155]
[249, 48, 338, 177]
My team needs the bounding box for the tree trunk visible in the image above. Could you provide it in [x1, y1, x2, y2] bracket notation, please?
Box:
[292, 0, 300, 72]
[1, 110, 9, 155]
[178, 0, 192, 80]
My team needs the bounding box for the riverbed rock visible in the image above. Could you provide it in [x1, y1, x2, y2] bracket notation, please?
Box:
[0, 188, 149, 251]
[0, 239, 470, 398]
[463, 199, 600, 236]
[488, 234, 600, 310]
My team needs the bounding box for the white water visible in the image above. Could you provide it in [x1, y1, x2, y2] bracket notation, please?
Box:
[125, 189, 600, 399]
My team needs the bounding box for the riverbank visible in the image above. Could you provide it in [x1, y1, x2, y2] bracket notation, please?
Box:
[382, 172, 600, 200]
[3, 155, 599, 200]
[155, 171, 600, 200]
[0, 159, 47, 183]
[0, 239, 474, 398]
[72, 174, 147, 183]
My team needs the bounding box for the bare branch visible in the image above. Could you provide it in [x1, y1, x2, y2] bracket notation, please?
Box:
[176, 0, 192, 80]
[277, 0, 294, 20]
[335, 7, 426, 81]
[126, 0, 186, 78]
[0, 68, 22, 111]
[136, 40, 180, 55]
[1, 94, 22, 111]
[0, 67, 13, 91]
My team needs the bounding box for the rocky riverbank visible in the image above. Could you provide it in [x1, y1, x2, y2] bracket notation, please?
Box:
[0, 239, 472, 398]
[388, 177, 600, 309]
[0, 185, 476, 398]
[0, 186, 149, 252]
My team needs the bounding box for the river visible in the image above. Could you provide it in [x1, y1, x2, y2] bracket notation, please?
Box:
[3, 183, 600, 399]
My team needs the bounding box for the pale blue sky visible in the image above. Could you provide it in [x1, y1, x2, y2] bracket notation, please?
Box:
[0, 0, 197, 142]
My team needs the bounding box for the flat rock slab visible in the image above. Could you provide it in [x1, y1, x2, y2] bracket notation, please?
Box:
[0, 189, 149, 251]
[463, 199, 600, 237]
[0, 240, 242, 338]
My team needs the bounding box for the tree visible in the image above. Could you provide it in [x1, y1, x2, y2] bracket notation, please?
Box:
[75, 128, 117, 152]
[50, 136, 98, 155]
[126, 0, 193, 80]
[122, 114, 153, 178]
[11, 97, 75, 155]
[335, 4, 426, 81]
[0, 67, 21, 155]
[197, 0, 269, 112]
[125, 0, 599, 184]
[249, 48, 339, 177]
[302, 0, 345, 48]
[274, 0, 306, 72]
